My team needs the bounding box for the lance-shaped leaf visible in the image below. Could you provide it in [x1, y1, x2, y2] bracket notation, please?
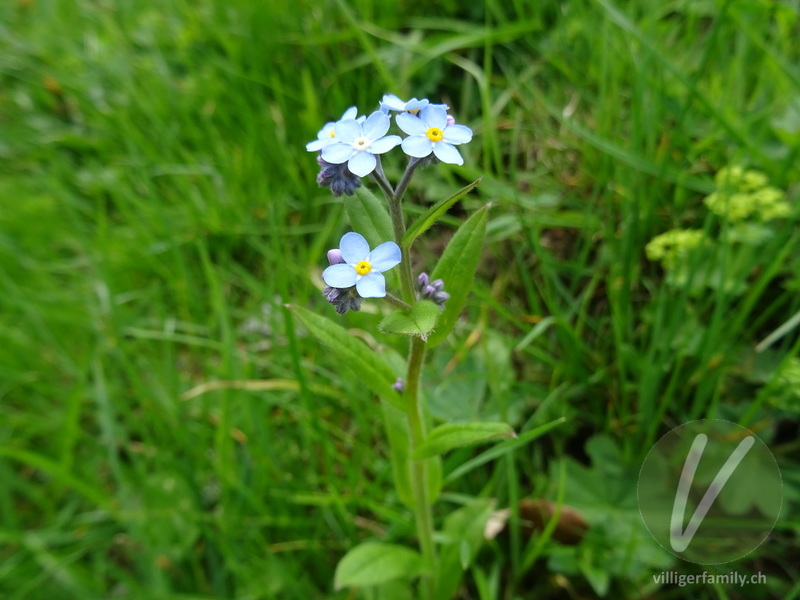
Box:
[426, 204, 490, 347]
[402, 178, 482, 249]
[378, 300, 440, 340]
[345, 188, 394, 248]
[412, 422, 515, 459]
[334, 542, 429, 590]
[287, 305, 404, 410]
[382, 402, 414, 508]
[444, 417, 566, 484]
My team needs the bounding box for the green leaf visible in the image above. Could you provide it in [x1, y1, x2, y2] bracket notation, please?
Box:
[287, 305, 404, 410]
[444, 417, 566, 484]
[427, 204, 490, 347]
[334, 542, 429, 590]
[435, 498, 496, 599]
[402, 178, 482, 248]
[412, 422, 515, 459]
[381, 402, 414, 508]
[378, 300, 440, 340]
[344, 187, 394, 248]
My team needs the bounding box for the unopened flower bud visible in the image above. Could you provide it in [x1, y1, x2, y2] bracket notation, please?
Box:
[327, 249, 345, 265]
[416, 272, 449, 308]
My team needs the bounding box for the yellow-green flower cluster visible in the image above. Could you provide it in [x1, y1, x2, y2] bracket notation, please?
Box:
[770, 357, 800, 413]
[704, 166, 790, 222]
[645, 228, 707, 269]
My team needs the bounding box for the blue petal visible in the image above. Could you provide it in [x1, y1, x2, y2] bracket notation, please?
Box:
[323, 263, 357, 288]
[341, 106, 358, 120]
[306, 138, 331, 152]
[333, 119, 362, 142]
[432, 141, 463, 165]
[443, 124, 473, 145]
[348, 151, 376, 177]
[368, 241, 401, 272]
[381, 94, 406, 111]
[419, 105, 447, 129]
[356, 272, 386, 298]
[362, 111, 390, 140]
[321, 142, 354, 164]
[396, 112, 427, 136]
[370, 135, 401, 154]
[401, 135, 433, 158]
[318, 122, 336, 138]
[339, 232, 370, 264]
[404, 97, 429, 111]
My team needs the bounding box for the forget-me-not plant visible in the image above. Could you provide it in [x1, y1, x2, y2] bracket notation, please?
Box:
[296, 94, 508, 600]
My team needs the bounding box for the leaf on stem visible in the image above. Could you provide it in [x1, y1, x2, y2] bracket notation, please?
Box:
[402, 178, 482, 248]
[378, 300, 440, 339]
[345, 188, 394, 247]
[287, 304, 405, 410]
[427, 204, 490, 347]
[334, 542, 429, 590]
[411, 422, 515, 459]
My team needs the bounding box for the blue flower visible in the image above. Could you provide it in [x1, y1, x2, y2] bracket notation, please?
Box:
[306, 107, 365, 152]
[380, 94, 427, 114]
[396, 105, 473, 165]
[320, 112, 401, 177]
[322, 232, 401, 298]
[380, 94, 449, 114]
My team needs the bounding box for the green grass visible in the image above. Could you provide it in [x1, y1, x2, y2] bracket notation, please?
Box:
[2, 0, 799, 597]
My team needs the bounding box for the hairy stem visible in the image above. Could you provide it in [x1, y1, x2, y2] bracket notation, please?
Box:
[405, 336, 435, 598]
[395, 157, 422, 204]
[370, 156, 395, 200]
[383, 292, 412, 310]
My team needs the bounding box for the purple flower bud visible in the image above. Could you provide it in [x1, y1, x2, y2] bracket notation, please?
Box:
[327, 249, 345, 265]
[416, 272, 449, 308]
[316, 154, 362, 197]
[322, 285, 363, 314]
[446, 114, 456, 126]
[392, 378, 405, 393]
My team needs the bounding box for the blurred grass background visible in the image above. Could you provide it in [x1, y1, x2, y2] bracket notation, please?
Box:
[2, 0, 799, 598]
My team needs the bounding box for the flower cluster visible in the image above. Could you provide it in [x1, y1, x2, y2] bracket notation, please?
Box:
[306, 94, 473, 193]
[645, 229, 708, 269]
[704, 166, 791, 222]
[417, 272, 449, 307]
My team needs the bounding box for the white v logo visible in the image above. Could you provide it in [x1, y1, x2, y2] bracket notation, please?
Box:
[670, 433, 755, 552]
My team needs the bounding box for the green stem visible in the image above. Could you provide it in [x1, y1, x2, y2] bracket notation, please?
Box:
[383, 292, 411, 310]
[371, 156, 395, 199]
[378, 155, 435, 597]
[405, 336, 436, 599]
[387, 193, 415, 303]
[395, 157, 422, 204]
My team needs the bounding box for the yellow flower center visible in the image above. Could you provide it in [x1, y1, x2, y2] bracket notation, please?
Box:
[426, 127, 444, 142]
[329, 129, 336, 138]
[355, 260, 372, 275]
